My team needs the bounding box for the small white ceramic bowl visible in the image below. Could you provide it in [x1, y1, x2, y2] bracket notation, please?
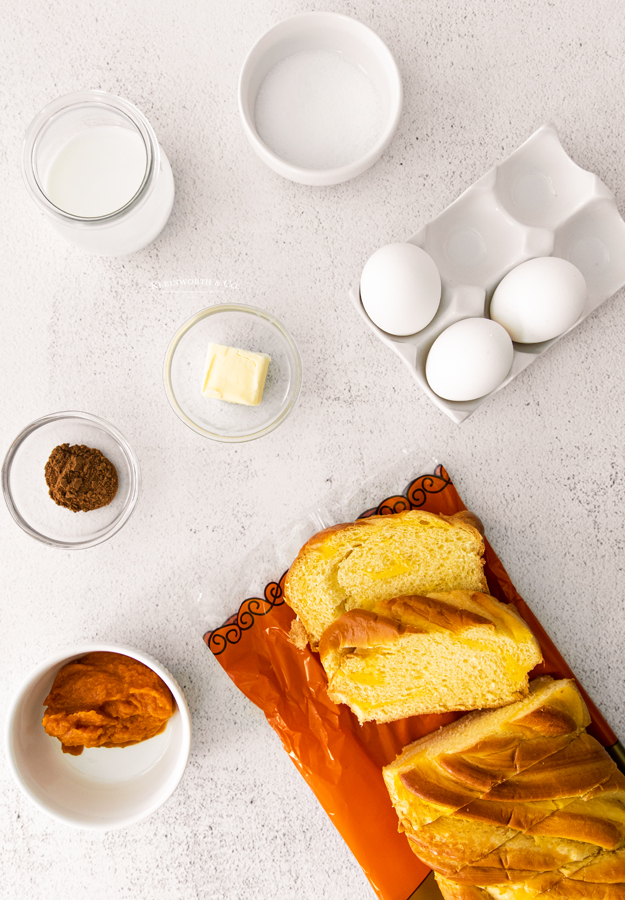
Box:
[238, 11, 403, 186]
[5, 644, 192, 830]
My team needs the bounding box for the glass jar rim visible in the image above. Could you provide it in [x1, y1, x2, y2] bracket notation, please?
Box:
[21, 90, 160, 224]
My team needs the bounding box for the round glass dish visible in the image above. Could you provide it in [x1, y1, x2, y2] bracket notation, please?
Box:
[164, 305, 302, 442]
[2, 411, 140, 549]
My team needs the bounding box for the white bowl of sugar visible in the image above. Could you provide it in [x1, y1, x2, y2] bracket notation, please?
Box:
[238, 12, 403, 186]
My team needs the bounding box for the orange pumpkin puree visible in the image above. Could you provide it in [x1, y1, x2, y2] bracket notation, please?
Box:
[42, 651, 175, 756]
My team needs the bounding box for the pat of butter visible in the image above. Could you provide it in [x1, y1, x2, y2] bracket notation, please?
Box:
[201, 343, 271, 406]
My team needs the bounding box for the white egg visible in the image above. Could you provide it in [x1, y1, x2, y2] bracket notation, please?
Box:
[360, 243, 441, 336]
[490, 257, 587, 343]
[426, 318, 514, 402]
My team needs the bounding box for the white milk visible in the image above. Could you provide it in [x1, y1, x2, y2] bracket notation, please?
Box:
[254, 50, 384, 170]
[45, 126, 147, 218]
[45, 132, 175, 256]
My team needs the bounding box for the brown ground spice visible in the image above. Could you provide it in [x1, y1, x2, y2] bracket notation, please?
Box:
[45, 444, 118, 512]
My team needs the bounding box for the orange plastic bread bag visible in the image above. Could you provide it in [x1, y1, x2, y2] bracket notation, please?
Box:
[204, 465, 617, 900]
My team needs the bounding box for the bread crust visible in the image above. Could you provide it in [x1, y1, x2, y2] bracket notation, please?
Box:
[512, 707, 580, 737]
[379, 595, 494, 632]
[318, 594, 495, 659]
[567, 847, 625, 882]
[318, 608, 425, 659]
[484, 734, 616, 802]
[285, 509, 485, 564]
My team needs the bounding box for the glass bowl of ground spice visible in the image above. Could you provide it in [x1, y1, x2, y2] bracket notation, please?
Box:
[2, 411, 140, 548]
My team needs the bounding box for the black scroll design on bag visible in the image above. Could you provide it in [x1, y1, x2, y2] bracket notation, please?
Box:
[205, 573, 287, 656]
[358, 464, 452, 519]
[406, 464, 451, 508]
[358, 495, 412, 519]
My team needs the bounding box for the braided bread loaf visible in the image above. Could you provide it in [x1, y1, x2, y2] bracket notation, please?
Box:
[383, 678, 625, 899]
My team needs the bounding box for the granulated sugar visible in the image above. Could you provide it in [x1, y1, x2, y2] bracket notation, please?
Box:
[254, 50, 384, 170]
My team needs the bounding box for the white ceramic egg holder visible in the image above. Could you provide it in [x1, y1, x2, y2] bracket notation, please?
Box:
[350, 124, 625, 423]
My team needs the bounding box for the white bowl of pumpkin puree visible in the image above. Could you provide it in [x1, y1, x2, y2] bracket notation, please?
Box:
[5, 644, 192, 829]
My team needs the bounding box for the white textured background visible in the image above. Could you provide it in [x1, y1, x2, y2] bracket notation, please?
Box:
[1, 0, 624, 898]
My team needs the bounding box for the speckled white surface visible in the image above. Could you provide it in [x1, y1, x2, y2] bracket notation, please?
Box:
[1, 0, 624, 898]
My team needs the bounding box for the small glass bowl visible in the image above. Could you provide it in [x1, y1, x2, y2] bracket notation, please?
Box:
[2, 411, 140, 549]
[164, 304, 303, 442]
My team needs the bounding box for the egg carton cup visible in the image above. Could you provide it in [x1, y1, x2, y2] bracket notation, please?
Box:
[350, 123, 625, 423]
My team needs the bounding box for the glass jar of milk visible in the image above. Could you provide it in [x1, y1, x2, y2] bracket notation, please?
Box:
[22, 91, 174, 256]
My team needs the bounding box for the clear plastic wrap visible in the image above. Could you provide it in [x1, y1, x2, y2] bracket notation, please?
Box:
[193, 447, 435, 633]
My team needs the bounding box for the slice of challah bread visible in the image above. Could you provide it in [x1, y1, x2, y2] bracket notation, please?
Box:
[284, 509, 487, 649]
[318, 591, 542, 723]
[383, 678, 625, 900]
